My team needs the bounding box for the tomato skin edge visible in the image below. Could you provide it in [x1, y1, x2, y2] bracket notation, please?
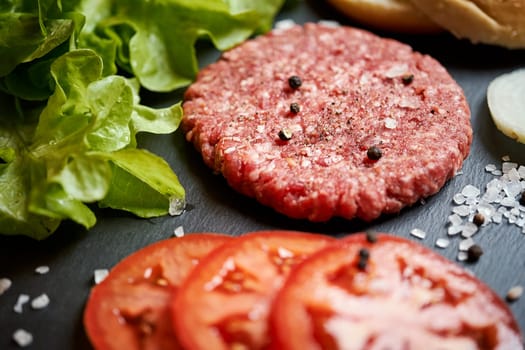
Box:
[83, 232, 232, 350]
[171, 230, 337, 350]
[269, 232, 523, 350]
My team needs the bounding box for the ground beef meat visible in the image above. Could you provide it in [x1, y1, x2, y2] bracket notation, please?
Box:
[182, 22, 472, 222]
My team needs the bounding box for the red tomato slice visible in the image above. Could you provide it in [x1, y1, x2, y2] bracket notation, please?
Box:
[270, 233, 522, 350]
[171, 230, 336, 350]
[83, 233, 231, 350]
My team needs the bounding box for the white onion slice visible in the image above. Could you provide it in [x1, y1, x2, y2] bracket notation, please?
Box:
[487, 68, 525, 144]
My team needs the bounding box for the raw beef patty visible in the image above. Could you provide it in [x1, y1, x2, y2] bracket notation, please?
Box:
[182, 23, 472, 222]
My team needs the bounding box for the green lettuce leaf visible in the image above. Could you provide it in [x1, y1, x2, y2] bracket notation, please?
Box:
[99, 148, 185, 217]
[76, 0, 285, 91]
[0, 0, 285, 239]
[0, 49, 184, 239]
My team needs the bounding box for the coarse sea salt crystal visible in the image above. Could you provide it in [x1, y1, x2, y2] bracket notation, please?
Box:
[12, 329, 33, 347]
[35, 266, 50, 275]
[504, 181, 522, 198]
[448, 225, 463, 236]
[31, 293, 50, 309]
[452, 205, 471, 217]
[461, 185, 480, 198]
[444, 156, 525, 262]
[173, 225, 185, 238]
[452, 193, 466, 205]
[459, 238, 475, 251]
[94, 269, 109, 284]
[507, 168, 521, 181]
[14, 294, 30, 313]
[410, 228, 426, 239]
[0, 278, 12, 295]
[448, 213, 463, 226]
[506, 285, 523, 301]
[318, 20, 340, 28]
[502, 162, 518, 173]
[510, 207, 520, 216]
[168, 197, 186, 216]
[485, 164, 497, 172]
[500, 197, 517, 207]
[385, 64, 408, 78]
[477, 202, 496, 220]
[435, 238, 450, 248]
[518, 165, 525, 178]
[461, 222, 479, 238]
[274, 19, 296, 30]
[384, 117, 397, 129]
[457, 251, 468, 262]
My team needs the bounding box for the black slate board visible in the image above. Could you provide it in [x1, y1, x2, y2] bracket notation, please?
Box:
[1, 1, 525, 349]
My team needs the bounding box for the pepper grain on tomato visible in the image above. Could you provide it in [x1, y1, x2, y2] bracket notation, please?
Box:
[270, 233, 522, 350]
[83, 233, 231, 350]
[171, 230, 336, 350]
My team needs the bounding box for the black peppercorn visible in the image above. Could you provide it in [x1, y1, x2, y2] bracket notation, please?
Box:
[357, 248, 370, 270]
[278, 128, 293, 141]
[290, 103, 300, 114]
[402, 73, 414, 85]
[467, 244, 483, 262]
[473, 213, 485, 227]
[367, 146, 382, 160]
[359, 248, 370, 259]
[288, 75, 302, 89]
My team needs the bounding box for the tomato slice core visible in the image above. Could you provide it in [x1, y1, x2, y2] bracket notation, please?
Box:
[270, 233, 522, 350]
[83, 233, 231, 350]
[171, 230, 336, 350]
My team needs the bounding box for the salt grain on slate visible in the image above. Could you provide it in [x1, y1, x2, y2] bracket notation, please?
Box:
[435, 238, 450, 248]
[35, 266, 50, 275]
[485, 164, 497, 172]
[462, 184, 481, 198]
[448, 225, 463, 236]
[94, 269, 109, 284]
[506, 285, 523, 302]
[453, 193, 466, 205]
[452, 205, 471, 217]
[410, 228, 426, 239]
[174, 225, 185, 238]
[13, 294, 30, 313]
[438, 156, 525, 262]
[0, 278, 12, 295]
[447, 156, 525, 241]
[31, 293, 50, 309]
[459, 238, 475, 251]
[457, 251, 469, 262]
[461, 222, 479, 238]
[12, 329, 33, 347]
